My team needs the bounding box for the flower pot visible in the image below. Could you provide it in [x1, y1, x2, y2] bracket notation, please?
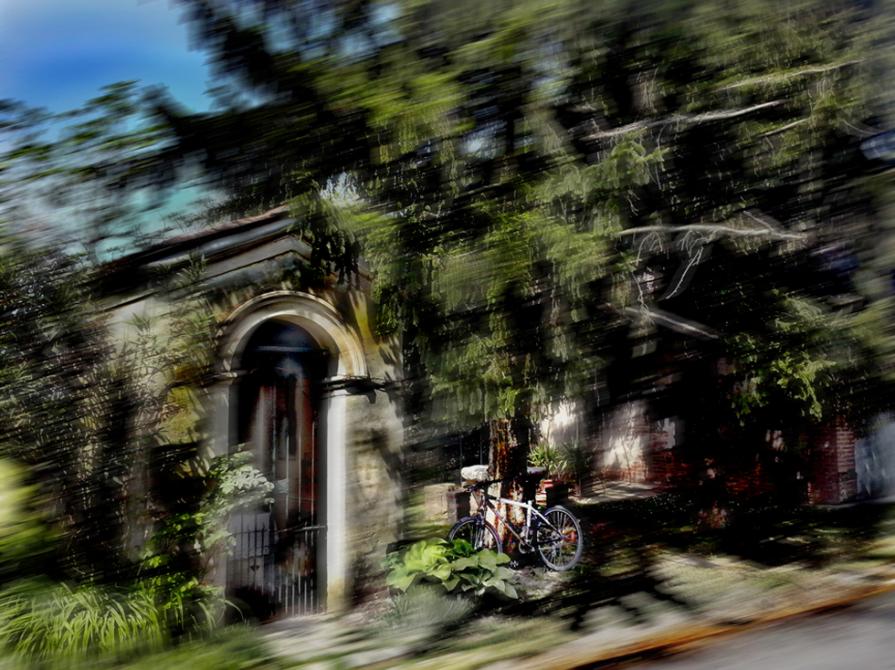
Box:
[536, 478, 553, 505]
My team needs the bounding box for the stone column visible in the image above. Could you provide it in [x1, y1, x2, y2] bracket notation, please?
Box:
[320, 383, 349, 612]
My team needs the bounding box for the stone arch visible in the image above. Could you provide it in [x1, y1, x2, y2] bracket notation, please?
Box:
[218, 290, 367, 380]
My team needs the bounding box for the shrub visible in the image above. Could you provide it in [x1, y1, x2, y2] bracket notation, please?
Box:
[138, 450, 272, 633]
[386, 538, 518, 599]
[200, 451, 275, 557]
[0, 459, 58, 582]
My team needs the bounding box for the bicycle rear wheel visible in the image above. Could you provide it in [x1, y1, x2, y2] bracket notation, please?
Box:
[536, 506, 583, 571]
[448, 516, 502, 553]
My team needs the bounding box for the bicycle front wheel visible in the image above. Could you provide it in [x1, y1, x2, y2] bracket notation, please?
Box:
[448, 516, 502, 553]
[536, 505, 583, 571]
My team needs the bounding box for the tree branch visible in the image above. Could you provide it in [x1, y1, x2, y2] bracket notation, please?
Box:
[718, 60, 861, 91]
[623, 306, 720, 340]
[615, 222, 805, 241]
[585, 101, 783, 141]
[761, 119, 807, 137]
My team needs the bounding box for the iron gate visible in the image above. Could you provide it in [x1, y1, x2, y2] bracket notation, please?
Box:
[233, 320, 326, 618]
[228, 513, 324, 617]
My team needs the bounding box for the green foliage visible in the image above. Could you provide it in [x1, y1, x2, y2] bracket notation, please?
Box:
[0, 81, 168, 257]
[0, 237, 140, 582]
[443, 543, 519, 599]
[383, 584, 476, 631]
[200, 451, 275, 557]
[1, 0, 891, 525]
[559, 442, 594, 490]
[727, 295, 859, 422]
[0, 232, 251, 664]
[0, 579, 168, 665]
[386, 538, 518, 599]
[528, 441, 592, 487]
[0, 459, 58, 581]
[139, 450, 272, 631]
[528, 443, 569, 479]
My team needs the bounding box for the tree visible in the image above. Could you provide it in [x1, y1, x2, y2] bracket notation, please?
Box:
[0, 235, 139, 581]
[0, 83, 172, 259]
[4, 0, 892, 509]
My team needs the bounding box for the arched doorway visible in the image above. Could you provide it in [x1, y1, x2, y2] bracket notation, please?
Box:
[212, 291, 369, 615]
[228, 320, 327, 617]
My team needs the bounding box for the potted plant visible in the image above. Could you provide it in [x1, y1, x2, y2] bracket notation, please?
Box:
[527, 442, 569, 504]
[558, 441, 592, 497]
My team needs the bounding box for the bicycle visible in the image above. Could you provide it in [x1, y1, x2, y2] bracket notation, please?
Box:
[448, 478, 583, 571]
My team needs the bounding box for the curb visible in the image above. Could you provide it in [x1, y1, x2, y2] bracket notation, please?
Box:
[524, 579, 895, 669]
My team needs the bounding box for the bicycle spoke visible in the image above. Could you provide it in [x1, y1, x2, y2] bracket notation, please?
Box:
[537, 508, 581, 570]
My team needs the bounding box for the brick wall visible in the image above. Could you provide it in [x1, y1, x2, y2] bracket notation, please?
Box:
[645, 425, 689, 487]
[590, 406, 858, 505]
[807, 418, 858, 504]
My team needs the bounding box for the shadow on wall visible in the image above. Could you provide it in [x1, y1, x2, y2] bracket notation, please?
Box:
[600, 401, 650, 482]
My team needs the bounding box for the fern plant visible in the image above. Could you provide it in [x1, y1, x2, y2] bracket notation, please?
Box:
[559, 441, 593, 492]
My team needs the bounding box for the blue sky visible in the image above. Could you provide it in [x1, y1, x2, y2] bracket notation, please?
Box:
[1, 0, 218, 251]
[1, 0, 211, 111]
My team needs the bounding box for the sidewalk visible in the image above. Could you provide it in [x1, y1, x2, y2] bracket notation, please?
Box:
[489, 570, 895, 670]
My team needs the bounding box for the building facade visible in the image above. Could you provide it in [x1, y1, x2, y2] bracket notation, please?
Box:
[102, 207, 404, 616]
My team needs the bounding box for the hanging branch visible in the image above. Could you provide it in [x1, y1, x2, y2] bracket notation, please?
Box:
[622, 305, 720, 340]
[624, 211, 805, 304]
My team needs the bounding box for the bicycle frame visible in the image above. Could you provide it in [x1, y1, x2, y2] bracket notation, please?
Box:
[474, 488, 558, 546]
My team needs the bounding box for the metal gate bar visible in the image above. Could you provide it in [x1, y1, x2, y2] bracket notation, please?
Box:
[228, 521, 325, 617]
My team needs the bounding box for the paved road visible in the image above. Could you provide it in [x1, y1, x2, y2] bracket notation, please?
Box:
[622, 591, 895, 670]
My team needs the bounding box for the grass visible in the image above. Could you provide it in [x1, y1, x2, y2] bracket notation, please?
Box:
[0, 580, 257, 670]
[571, 492, 895, 569]
[395, 616, 574, 669]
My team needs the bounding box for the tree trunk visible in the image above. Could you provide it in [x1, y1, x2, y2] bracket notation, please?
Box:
[487, 414, 532, 548]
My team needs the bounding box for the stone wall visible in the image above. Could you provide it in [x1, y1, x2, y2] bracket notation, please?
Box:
[344, 389, 404, 603]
